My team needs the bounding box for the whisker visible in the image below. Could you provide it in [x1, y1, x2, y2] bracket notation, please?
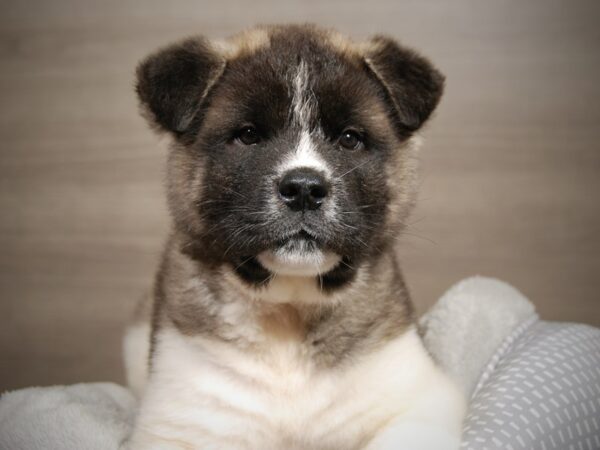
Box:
[397, 231, 438, 246]
[354, 237, 368, 248]
[337, 222, 359, 231]
[234, 255, 256, 271]
[334, 159, 371, 180]
[222, 223, 256, 256]
[221, 186, 248, 200]
[338, 258, 355, 271]
[259, 272, 276, 286]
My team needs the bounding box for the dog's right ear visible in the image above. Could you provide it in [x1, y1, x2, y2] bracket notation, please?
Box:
[136, 37, 226, 138]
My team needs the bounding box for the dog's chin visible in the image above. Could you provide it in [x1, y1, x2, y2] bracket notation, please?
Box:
[256, 236, 341, 277]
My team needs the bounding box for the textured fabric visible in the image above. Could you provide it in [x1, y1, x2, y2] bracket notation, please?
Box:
[470, 315, 539, 399]
[0, 383, 136, 450]
[420, 276, 537, 397]
[462, 321, 600, 450]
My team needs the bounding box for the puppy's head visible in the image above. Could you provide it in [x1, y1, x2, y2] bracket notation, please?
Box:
[137, 25, 443, 291]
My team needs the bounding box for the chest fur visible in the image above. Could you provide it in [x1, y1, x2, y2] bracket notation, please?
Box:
[131, 327, 438, 450]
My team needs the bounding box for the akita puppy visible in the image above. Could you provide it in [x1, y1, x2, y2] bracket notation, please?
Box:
[124, 24, 465, 450]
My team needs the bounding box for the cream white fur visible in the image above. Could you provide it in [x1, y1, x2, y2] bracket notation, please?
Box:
[127, 326, 465, 450]
[291, 61, 313, 129]
[123, 321, 151, 399]
[257, 245, 341, 277]
[277, 130, 330, 176]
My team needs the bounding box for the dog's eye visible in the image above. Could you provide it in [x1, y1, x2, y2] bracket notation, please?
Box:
[338, 129, 363, 150]
[236, 126, 261, 146]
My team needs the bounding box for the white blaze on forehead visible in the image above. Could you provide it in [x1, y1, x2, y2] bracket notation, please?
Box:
[291, 61, 313, 128]
[278, 62, 330, 176]
[278, 130, 330, 175]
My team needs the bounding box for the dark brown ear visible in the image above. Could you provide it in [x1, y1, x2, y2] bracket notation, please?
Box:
[136, 37, 225, 138]
[363, 36, 445, 135]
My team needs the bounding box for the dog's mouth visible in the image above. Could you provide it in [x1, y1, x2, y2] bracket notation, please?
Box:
[275, 229, 319, 251]
[255, 228, 341, 276]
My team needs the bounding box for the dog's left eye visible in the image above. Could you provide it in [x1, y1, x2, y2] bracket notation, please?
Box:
[338, 129, 363, 150]
[235, 126, 261, 146]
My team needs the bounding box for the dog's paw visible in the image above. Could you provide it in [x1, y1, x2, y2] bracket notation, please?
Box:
[364, 421, 461, 450]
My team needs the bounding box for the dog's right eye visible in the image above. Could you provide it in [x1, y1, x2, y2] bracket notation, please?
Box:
[235, 126, 261, 146]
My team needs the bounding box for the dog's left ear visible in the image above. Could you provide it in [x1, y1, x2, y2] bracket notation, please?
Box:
[362, 36, 445, 135]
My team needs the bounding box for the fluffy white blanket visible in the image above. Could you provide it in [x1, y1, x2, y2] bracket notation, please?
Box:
[0, 277, 537, 449]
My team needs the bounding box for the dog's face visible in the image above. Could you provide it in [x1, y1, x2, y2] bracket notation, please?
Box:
[137, 25, 443, 291]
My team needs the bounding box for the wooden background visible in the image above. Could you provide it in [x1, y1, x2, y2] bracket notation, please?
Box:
[1, 0, 599, 391]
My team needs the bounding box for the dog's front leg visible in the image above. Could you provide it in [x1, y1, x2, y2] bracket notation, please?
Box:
[364, 380, 465, 450]
[364, 421, 461, 450]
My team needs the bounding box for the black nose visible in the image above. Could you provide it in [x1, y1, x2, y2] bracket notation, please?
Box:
[278, 168, 329, 211]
